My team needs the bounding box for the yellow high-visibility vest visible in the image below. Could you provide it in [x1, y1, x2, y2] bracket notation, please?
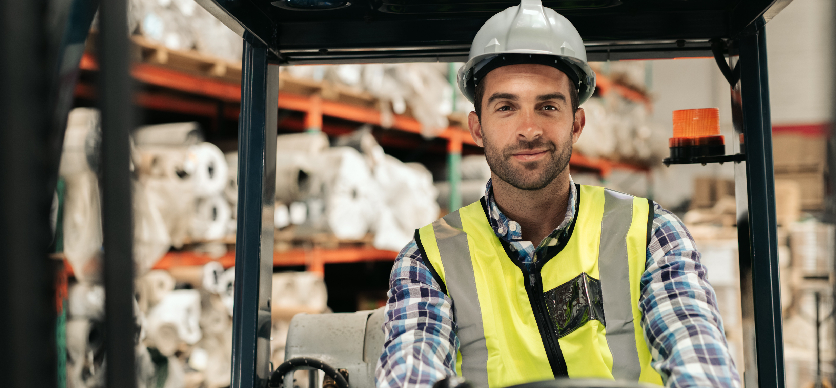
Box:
[415, 185, 663, 388]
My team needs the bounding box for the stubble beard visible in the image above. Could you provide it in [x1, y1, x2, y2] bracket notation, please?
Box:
[483, 130, 573, 191]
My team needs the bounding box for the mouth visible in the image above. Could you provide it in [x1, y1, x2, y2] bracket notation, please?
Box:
[511, 149, 549, 162]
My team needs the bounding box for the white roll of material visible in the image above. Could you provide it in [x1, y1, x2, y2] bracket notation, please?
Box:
[62, 172, 104, 283]
[372, 154, 439, 251]
[133, 180, 172, 276]
[202, 261, 225, 294]
[224, 152, 238, 207]
[218, 267, 235, 316]
[271, 272, 328, 313]
[191, 195, 231, 241]
[435, 180, 488, 210]
[373, 207, 415, 252]
[276, 131, 329, 154]
[188, 142, 229, 198]
[61, 109, 105, 282]
[273, 132, 329, 204]
[68, 283, 105, 320]
[274, 203, 290, 229]
[133, 122, 203, 147]
[274, 155, 317, 203]
[199, 295, 230, 336]
[60, 108, 100, 177]
[289, 202, 307, 225]
[321, 147, 377, 240]
[66, 318, 106, 388]
[137, 270, 176, 311]
[146, 290, 203, 351]
[460, 154, 492, 181]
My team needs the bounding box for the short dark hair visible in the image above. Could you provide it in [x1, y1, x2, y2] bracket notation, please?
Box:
[473, 73, 580, 120]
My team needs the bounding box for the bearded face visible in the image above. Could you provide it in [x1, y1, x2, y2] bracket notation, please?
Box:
[482, 129, 572, 191]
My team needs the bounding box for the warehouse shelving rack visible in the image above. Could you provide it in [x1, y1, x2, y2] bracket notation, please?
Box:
[75, 44, 653, 179]
[68, 39, 654, 278]
[0, 0, 797, 388]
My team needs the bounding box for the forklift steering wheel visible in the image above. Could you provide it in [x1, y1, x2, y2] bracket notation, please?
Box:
[268, 357, 350, 388]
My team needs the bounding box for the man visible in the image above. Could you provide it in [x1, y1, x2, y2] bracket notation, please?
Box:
[375, 1, 740, 387]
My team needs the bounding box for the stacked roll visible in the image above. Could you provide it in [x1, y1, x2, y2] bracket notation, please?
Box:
[134, 125, 232, 244]
[60, 109, 103, 283]
[319, 147, 379, 240]
[372, 154, 439, 251]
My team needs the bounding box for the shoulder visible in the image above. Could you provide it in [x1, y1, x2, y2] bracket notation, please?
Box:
[648, 201, 697, 254]
[390, 238, 444, 291]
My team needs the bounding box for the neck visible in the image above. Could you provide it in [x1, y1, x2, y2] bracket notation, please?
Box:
[491, 171, 571, 246]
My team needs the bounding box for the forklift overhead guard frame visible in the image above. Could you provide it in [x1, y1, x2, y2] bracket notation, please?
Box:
[0, 1, 795, 388]
[207, 1, 791, 387]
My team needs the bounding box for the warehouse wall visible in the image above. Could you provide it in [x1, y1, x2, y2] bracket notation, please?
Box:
[766, 0, 834, 125]
[634, 0, 834, 209]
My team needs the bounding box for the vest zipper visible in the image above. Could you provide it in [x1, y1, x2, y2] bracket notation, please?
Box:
[524, 269, 568, 377]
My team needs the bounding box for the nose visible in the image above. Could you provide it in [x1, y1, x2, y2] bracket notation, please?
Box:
[516, 110, 542, 140]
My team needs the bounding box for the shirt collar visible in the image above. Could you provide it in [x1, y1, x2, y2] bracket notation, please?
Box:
[483, 176, 577, 244]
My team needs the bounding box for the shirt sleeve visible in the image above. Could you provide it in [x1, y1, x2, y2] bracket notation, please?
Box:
[375, 239, 460, 388]
[640, 203, 742, 388]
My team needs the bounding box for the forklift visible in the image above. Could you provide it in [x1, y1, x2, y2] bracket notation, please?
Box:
[0, 0, 799, 387]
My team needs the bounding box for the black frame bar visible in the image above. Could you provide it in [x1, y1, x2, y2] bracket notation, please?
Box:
[0, 0, 796, 386]
[231, 32, 279, 388]
[0, 0, 57, 386]
[732, 17, 786, 388]
[98, 0, 138, 386]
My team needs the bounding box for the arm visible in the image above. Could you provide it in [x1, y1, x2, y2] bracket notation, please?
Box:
[375, 239, 460, 388]
[640, 203, 742, 388]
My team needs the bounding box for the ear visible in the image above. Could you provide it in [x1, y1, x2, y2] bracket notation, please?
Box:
[468, 111, 485, 147]
[571, 107, 585, 144]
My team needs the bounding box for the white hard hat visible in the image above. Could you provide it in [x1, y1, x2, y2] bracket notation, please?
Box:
[457, 0, 596, 105]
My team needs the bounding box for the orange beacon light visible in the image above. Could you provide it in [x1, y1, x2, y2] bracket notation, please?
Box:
[666, 108, 725, 163]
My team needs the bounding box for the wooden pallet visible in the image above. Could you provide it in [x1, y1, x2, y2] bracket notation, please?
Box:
[278, 73, 379, 109]
[86, 30, 244, 84]
[131, 35, 243, 83]
[274, 227, 375, 251]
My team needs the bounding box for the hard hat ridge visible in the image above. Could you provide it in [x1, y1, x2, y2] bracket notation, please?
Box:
[458, 0, 596, 105]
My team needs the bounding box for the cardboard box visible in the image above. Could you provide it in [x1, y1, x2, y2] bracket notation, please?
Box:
[690, 177, 735, 209]
[772, 133, 827, 174]
[774, 179, 801, 226]
[775, 172, 826, 210]
[691, 176, 715, 209]
[789, 220, 835, 274]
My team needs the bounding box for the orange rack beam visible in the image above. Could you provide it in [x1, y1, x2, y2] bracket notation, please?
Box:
[79, 53, 474, 145]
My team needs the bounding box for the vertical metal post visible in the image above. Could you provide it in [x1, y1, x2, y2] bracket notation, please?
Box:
[448, 62, 457, 113]
[732, 17, 785, 388]
[829, 2, 836, 387]
[448, 132, 463, 211]
[0, 1, 56, 387]
[447, 63, 462, 211]
[231, 32, 278, 388]
[305, 95, 323, 133]
[98, 0, 137, 386]
[815, 292, 822, 388]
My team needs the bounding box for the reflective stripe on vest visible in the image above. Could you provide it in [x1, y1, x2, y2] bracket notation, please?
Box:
[415, 185, 663, 387]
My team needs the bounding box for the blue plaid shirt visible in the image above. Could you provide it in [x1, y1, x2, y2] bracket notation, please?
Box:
[375, 178, 741, 388]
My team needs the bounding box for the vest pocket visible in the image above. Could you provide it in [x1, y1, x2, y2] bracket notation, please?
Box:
[542, 273, 606, 338]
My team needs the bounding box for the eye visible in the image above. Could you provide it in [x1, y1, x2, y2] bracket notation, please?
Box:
[497, 105, 513, 112]
[542, 105, 558, 111]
